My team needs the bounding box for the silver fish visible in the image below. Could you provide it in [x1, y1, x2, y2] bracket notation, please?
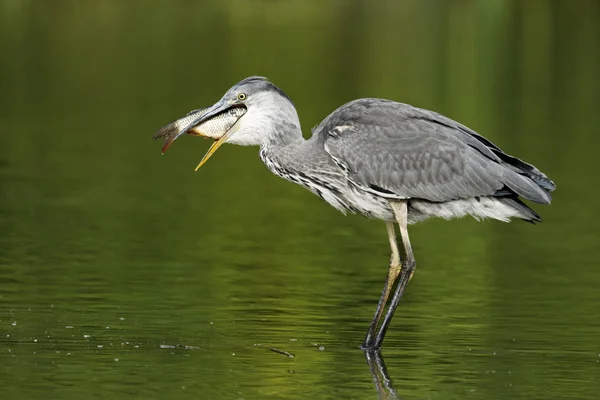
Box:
[153, 107, 246, 154]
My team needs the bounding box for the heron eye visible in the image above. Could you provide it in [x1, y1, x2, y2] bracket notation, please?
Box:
[237, 93, 247, 101]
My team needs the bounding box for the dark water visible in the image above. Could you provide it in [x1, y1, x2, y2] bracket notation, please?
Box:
[1, 1, 600, 399]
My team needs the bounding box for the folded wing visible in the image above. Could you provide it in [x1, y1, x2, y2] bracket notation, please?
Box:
[321, 99, 554, 204]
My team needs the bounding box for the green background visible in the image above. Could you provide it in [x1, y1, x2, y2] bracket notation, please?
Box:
[1, 1, 599, 399]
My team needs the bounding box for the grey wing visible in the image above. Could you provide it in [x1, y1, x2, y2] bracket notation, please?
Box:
[321, 99, 553, 204]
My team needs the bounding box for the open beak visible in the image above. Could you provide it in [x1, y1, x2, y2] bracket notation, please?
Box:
[175, 100, 230, 145]
[194, 124, 236, 171]
[189, 99, 238, 171]
[154, 99, 242, 169]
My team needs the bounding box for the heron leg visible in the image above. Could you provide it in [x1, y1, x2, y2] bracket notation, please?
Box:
[361, 222, 402, 349]
[373, 200, 416, 349]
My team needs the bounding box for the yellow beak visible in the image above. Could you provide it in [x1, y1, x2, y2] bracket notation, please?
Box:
[194, 128, 236, 171]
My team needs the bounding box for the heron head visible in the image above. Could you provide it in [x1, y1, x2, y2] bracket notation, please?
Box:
[165, 76, 299, 171]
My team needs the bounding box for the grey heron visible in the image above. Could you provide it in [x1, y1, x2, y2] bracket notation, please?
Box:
[154, 76, 555, 350]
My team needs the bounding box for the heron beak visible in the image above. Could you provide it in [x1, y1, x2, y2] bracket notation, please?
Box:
[156, 100, 231, 153]
[194, 127, 236, 171]
[191, 99, 238, 171]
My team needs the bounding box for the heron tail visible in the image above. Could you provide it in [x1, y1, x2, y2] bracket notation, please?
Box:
[495, 150, 555, 204]
[497, 197, 541, 223]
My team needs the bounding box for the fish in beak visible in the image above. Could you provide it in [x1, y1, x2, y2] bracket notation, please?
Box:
[153, 100, 246, 170]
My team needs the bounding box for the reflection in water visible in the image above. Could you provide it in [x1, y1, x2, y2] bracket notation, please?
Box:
[365, 351, 400, 400]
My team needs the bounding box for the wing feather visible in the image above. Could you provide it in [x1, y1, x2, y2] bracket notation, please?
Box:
[321, 99, 553, 203]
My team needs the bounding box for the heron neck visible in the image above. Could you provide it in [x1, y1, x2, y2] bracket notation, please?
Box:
[264, 119, 304, 147]
[260, 129, 333, 180]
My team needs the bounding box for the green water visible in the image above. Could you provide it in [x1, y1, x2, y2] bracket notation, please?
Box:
[1, 1, 599, 399]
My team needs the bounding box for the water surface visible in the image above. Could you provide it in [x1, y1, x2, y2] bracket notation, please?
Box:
[1, 1, 599, 399]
